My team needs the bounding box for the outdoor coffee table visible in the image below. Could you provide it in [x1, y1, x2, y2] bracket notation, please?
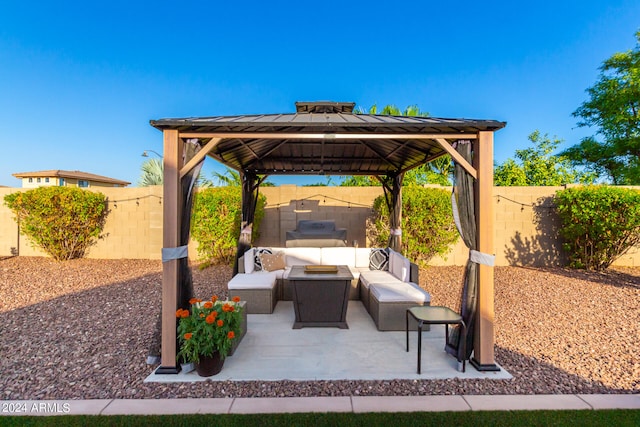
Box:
[288, 265, 353, 329]
[406, 305, 467, 373]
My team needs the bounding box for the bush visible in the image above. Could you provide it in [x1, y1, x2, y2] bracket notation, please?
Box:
[367, 186, 458, 266]
[191, 187, 266, 266]
[555, 185, 640, 270]
[4, 187, 109, 260]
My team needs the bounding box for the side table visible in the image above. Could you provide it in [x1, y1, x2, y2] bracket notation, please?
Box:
[406, 305, 466, 373]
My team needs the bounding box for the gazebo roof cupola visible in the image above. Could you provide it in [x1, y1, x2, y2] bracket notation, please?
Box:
[295, 101, 356, 113]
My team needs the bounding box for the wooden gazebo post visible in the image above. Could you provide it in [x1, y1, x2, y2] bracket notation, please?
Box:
[156, 129, 182, 374]
[470, 130, 499, 371]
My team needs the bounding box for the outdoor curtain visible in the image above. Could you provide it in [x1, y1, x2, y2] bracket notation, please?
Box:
[149, 139, 204, 359]
[234, 172, 264, 275]
[445, 140, 478, 365]
[177, 139, 204, 309]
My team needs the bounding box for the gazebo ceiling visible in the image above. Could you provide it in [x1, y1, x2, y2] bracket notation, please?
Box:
[150, 102, 506, 177]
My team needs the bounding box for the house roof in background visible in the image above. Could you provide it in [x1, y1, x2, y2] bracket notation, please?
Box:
[12, 170, 131, 185]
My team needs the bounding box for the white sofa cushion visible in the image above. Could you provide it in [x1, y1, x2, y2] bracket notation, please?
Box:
[370, 282, 430, 303]
[389, 250, 410, 282]
[228, 272, 277, 289]
[387, 248, 398, 272]
[243, 248, 255, 274]
[355, 248, 372, 268]
[359, 270, 403, 289]
[320, 247, 357, 267]
[283, 247, 322, 266]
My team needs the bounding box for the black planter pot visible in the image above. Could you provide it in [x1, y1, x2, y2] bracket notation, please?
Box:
[195, 352, 224, 377]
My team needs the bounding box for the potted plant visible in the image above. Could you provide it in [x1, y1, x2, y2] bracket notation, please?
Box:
[176, 295, 243, 376]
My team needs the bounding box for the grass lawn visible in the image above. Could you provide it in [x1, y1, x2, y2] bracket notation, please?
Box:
[2, 410, 639, 426]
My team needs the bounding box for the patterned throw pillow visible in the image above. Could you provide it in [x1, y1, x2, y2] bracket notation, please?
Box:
[254, 248, 273, 271]
[259, 251, 286, 272]
[369, 248, 390, 270]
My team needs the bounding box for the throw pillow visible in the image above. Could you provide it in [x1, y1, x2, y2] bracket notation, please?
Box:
[254, 248, 273, 271]
[260, 251, 286, 272]
[369, 248, 389, 270]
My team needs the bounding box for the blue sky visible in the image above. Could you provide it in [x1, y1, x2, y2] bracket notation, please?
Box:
[1, 1, 638, 187]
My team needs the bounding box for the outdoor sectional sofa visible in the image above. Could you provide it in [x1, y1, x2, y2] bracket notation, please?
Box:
[228, 246, 431, 331]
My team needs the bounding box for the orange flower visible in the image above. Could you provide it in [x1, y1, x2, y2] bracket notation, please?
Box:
[217, 319, 224, 327]
[175, 308, 184, 318]
[232, 296, 241, 303]
[181, 310, 189, 318]
[184, 332, 192, 340]
[203, 301, 213, 309]
[210, 311, 218, 319]
[205, 313, 215, 324]
[222, 303, 234, 312]
[189, 297, 198, 305]
[211, 295, 218, 303]
[227, 331, 235, 339]
[199, 313, 205, 318]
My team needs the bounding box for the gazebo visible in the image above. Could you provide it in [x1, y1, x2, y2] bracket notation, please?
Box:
[150, 101, 506, 374]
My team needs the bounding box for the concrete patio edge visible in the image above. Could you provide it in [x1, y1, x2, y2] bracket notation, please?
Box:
[1, 394, 638, 416]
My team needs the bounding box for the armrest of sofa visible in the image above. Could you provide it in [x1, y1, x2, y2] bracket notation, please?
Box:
[238, 254, 246, 273]
[410, 262, 419, 283]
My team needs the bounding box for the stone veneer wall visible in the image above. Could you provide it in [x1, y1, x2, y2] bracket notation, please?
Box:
[0, 185, 638, 266]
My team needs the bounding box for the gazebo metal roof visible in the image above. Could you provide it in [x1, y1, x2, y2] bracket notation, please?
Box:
[150, 101, 506, 178]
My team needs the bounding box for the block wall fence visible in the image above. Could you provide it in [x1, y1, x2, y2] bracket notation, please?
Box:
[1, 185, 638, 267]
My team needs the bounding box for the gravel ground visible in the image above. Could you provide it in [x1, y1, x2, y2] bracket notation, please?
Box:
[0, 256, 638, 399]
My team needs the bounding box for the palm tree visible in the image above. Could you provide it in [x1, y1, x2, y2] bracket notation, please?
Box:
[346, 104, 452, 186]
[212, 167, 241, 186]
[354, 104, 427, 116]
[138, 158, 214, 188]
[138, 158, 163, 186]
[212, 166, 275, 187]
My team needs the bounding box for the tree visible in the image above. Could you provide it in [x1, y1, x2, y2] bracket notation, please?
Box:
[555, 186, 640, 270]
[494, 130, 595, 186]
[562, 30, 640, 184]
[493, 159, 527, 186]
[342, 104, 453, 186]
[4, 187, 109, 260]
[367, 187, 458, 266]
[354, 103, 426, 116]
[137, 159, 214, 188]
[212, 167, 241, 186]
[138, 158, 163, 186]
[211, 166, 274, 187]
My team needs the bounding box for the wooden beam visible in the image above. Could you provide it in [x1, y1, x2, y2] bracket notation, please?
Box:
[471, 131, 499, 371]
[434, 138, 477, 179]
[179, 132, 478, 140]
[179, 138, 221, 179]
[158, 129, 182, 374]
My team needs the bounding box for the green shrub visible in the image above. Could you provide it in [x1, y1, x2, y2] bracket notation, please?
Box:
[191, 187, 266, 266]
[555, 185, 640, 270]
[4, 187, 109, 261]
[367, 186, 458, 266]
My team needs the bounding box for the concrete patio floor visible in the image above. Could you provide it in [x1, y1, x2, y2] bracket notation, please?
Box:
[145, 301, 511, 383]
